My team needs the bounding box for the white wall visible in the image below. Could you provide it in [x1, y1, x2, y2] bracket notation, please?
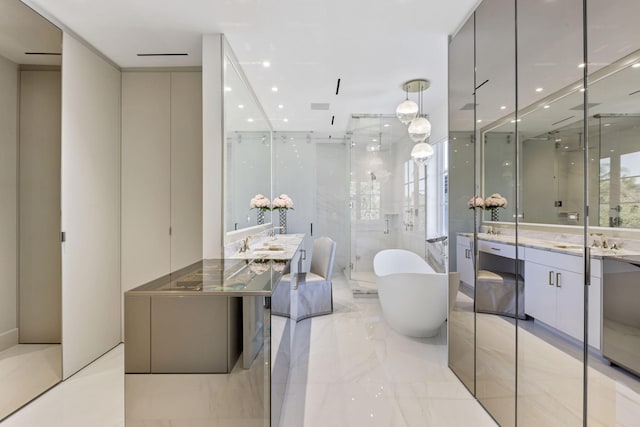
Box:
[19, 70, 61, 343]
[202, 34, 223, 258]
[0, 54, 18, 348]
[61, 34, 121, 379]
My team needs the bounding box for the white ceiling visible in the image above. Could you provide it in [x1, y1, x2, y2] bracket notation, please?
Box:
[24, 0, 479, 136]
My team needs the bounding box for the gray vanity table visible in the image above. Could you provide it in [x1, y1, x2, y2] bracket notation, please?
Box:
[124, 234, 305, 426]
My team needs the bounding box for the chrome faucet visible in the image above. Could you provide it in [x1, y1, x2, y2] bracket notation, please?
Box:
[239, 236, 251, 253]
[590, 233, 607, 248]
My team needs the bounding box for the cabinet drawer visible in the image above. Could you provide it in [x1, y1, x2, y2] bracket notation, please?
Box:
[526, 247, 583, 274]
[478, 240, 516, 259]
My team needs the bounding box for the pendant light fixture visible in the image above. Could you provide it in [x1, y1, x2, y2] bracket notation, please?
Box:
[395, 87, 419, 124]
[398, 79, 434, 164]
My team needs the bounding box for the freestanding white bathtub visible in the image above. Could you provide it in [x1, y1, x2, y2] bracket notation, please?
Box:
[373, 249, 447, 338]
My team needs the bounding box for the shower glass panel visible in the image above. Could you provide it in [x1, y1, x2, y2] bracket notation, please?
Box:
[347, 116, 419, 294]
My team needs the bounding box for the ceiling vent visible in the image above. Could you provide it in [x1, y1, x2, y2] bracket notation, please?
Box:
[136, 53, 189, 57]
[569, 102, 600, 110]
[460, 103, 477, 111]
[311, 103, 330, 110]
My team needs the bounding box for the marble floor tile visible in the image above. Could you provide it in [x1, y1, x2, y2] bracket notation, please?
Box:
[3, 274, 639, 426]
[0, 344, 61, 420]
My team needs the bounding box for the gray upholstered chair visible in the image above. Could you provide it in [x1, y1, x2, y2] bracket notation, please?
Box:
[471, 241, 525, 319]
[271, 237, 336, 321]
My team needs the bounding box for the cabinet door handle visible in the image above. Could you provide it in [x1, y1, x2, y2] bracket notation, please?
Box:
[465, 249, 471, 259]
[556, 272, 561, 288]
[548, 270, 555, 286]
[490, 247, 501, 251]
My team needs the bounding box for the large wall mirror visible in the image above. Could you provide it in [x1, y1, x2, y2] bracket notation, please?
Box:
[0, 0, 62, 420]
[223, 41, 272, 234]
[482, 48, 640, 229]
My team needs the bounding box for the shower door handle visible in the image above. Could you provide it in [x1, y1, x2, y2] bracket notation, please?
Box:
[384, 219, 390, 234]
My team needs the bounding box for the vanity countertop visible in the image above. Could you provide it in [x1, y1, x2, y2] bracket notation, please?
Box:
[125, 258, 288, 297]
[228, 233, 305, 260]
[458, 232, 640, 259]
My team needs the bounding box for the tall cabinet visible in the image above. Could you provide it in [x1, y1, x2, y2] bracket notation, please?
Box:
[121, 71, 203, 294]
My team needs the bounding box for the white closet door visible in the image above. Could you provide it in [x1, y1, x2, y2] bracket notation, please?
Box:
[170, 72, 202, 271]
[61, 34, 121, 378]
[121, 72, 171, 292]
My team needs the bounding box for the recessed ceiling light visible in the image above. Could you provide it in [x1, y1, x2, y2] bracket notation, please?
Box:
[564, 146, 569, 149]
[604, 123, 611, 127]
[500, 106, 506, 110]
[580, 88, 586, 92]
[238, 104, 244, 109]
[543, 105, 550, 109]
[224, 86, 232, 92]
[632, 63, 640, 68]
[290, 137, 294, 140]
[510, 119, 522, 123]
[278, 104, 284, 109]
[263, 61, 271, 67]
[247, 118, 254, 122]
[536, 87, 543, 92]
[271, 86, 278, 92]
[610, 149, 615, 152]
[477, 119, 482, 123]
[283, 118, 288, 122]
[372, 139, 377, 142]
[555, 138, 562, 142]
[383, 124, 391, 128]
[578, 63, 586, 68]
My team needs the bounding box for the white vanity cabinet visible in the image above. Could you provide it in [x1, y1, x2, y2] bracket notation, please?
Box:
[456, 235, 474, 287]
[524, 248, 584, 341]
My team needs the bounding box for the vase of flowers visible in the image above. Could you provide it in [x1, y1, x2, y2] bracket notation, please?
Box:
[467, 196, 485, 210]
[484, 193, 508, 221]
[271, 194, 294, 234]
[250, 194, 271, 225]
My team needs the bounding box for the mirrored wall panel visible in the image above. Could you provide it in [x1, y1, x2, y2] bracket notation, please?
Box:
[0, 0, 62, 420]
[449, 0, 640, 426]
[448, 15, 476, 393]
[223, 43, 272, 233]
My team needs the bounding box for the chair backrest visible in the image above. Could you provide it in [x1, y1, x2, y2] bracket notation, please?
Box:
[310, 237, 336, 279]
[373, 249, 434, 277]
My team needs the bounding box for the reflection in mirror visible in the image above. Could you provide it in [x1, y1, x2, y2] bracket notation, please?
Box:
[474, 0, 516, 425]
[516, 0, 585, 426]
[223, 46, 272, 233]
[588, 2, 640, 423]
[447, 14, 476, 394]
[0, 0, 62, 420]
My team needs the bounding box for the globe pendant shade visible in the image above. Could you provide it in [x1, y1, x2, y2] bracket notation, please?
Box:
[396, 99, 419, 124]
[408, 116, 432, 142]
[411, 142, 434, 166]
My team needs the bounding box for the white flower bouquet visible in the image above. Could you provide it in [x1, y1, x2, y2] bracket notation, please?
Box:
[467, 196, 485, 209]
[250, 194, 271, 211]
[484, 193, 508, 209]
[271, 194, 294, 210]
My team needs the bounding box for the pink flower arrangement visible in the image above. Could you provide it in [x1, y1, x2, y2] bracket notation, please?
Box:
[271, 194, 294, 210]
[467, 196, 485, 209]
[250, 194, 271, 211]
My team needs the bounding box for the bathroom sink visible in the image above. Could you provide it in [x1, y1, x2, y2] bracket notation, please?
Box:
[553, 244, 582, 249]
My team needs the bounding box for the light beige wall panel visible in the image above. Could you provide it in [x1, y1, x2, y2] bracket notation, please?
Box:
[19, 70, 61, 343]
[61, 34, 121, 379]
[170, 72, 203, 271]
[121, 72, 171, 292]
[0, 55, 18, 339]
